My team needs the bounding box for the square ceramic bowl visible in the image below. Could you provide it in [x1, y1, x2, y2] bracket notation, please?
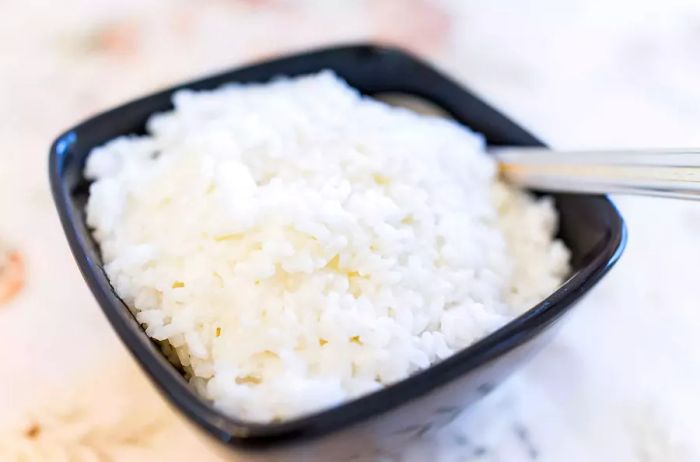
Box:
[49, 45, 626, 461]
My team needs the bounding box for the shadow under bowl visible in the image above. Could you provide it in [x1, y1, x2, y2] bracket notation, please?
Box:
[49, 44, 626, 462]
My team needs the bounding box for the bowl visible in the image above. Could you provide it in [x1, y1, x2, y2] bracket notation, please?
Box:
[49, 44, 626, 461]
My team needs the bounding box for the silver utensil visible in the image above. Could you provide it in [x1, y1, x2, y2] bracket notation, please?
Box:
[493, 148, 700, 200]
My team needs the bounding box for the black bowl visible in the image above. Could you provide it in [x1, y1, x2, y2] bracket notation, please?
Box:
[49, 44, 626, 461]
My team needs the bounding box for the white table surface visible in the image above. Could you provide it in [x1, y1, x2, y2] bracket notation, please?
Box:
[1, 1, 699, 460]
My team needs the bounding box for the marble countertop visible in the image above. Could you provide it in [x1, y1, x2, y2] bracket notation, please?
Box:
[1, 1, 699, 460]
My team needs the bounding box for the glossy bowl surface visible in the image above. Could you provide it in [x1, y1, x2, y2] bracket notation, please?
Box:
[49, 44, 626, 461]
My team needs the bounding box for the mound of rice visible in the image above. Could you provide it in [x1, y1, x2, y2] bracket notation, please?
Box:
[84, 71, 569, 422]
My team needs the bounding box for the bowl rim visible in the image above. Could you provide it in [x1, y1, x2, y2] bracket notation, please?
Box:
[49, 43, 627, 450]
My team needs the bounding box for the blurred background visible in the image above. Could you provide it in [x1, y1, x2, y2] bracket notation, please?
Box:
[2, 0, 700, 460]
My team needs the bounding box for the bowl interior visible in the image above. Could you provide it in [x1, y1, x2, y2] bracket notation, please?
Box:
[50, 44, 625, 447]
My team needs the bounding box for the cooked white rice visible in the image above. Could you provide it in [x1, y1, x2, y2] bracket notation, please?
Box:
[84, 71, 569, 422]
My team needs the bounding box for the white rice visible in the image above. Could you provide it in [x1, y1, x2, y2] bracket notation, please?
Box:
[84, 71, 569, 422]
